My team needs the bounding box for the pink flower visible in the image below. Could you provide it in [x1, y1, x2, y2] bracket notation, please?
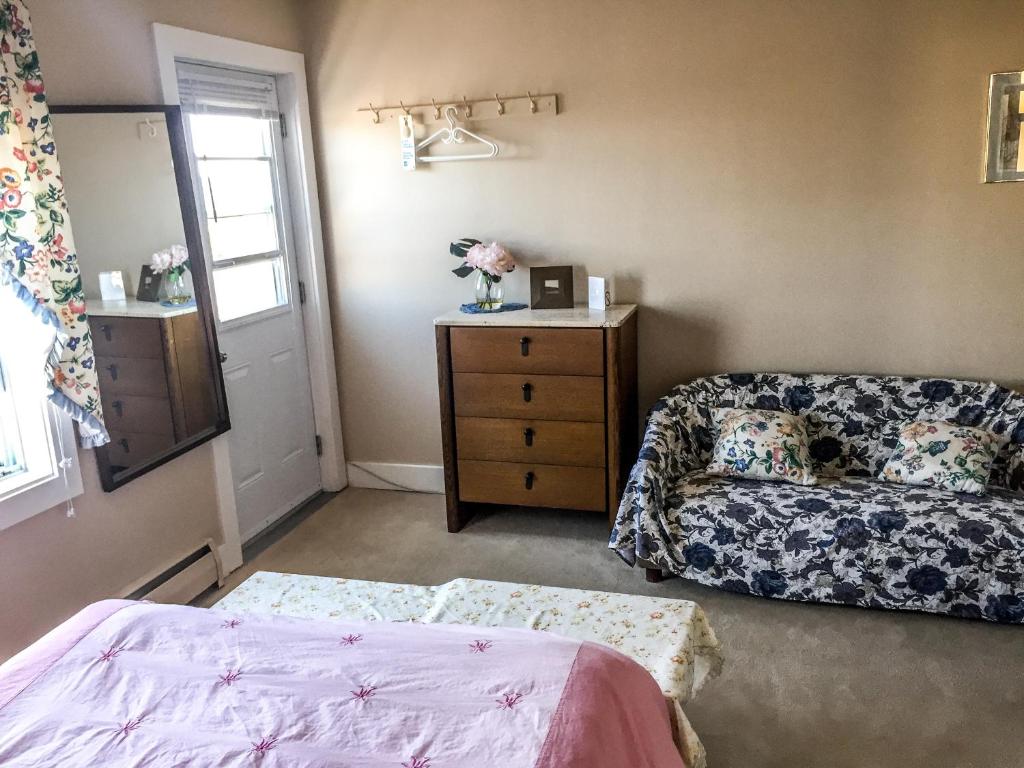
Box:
[402, 758, 431, 768]
[465, 242, 515, 277]
[339, 633, 363, 646]
[497, 692, 524, 710]
[98, 645, 125, 662]
[217, 669, 242, 687]
[351, 684, 376, 700]
[249, 735, 278, 756]
[114, 717, 143, 737]
[221, 618, 242, 629]
[469, 640, 493, 653]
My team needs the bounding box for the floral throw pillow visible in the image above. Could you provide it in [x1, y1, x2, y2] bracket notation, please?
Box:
[706, 408, 817, 486]
[879, 421, 997, 495]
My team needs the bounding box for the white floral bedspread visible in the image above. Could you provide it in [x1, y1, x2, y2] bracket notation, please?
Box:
[215, 573, 724, 767]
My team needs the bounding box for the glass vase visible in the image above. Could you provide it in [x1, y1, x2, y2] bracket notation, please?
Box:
[164, 271, 192, 305]
[474, 271, 504, 310]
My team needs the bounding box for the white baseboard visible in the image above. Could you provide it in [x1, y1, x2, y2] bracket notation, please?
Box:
[346, 462, 444, 494]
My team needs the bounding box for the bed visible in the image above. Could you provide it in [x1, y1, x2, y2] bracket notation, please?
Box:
[0, 598, 686, 767]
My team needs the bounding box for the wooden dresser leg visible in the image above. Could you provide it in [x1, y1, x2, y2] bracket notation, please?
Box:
[645, 567, 666, 583]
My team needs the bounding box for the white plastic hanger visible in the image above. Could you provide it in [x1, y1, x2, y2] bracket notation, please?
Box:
[416, 105, 498, 163]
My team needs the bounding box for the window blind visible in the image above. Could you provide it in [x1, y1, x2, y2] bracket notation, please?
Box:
[176, 62, 279, 118]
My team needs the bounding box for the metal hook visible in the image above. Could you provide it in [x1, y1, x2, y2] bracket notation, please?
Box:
[368, 102, 381, 124]
[527, 91, 538, 114]
[494, 92, 505, 116]
[431, 98, 441, 120]
[143, 118, 157, 137]
[399, 100, 411, 116]
[462, 96, 472, 119]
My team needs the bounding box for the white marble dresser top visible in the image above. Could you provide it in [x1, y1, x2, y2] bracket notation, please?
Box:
[87, 298, 198, 319]
[434, 304, 637, 328]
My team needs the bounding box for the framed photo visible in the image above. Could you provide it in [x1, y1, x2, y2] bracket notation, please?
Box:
[530, 265, 574, 309]
[984, 71, 1024, 183]
[136, 265, 162, 302]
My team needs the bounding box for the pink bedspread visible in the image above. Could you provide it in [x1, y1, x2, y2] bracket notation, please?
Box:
[0, 600, 683, 767]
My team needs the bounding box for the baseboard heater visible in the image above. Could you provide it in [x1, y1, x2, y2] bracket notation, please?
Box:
[124, 539, 224, 604]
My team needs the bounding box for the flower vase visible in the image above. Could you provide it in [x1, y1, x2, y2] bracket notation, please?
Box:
[164, 271, 191, 305]
[475, 271, 504, 310]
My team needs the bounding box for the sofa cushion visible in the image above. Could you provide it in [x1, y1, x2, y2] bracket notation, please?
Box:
[706, 407, 816, 486]
[880, 420, 998, 495]
[649, 471, 1024, 622]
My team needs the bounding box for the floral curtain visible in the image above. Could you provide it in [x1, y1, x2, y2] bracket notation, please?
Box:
[0, 0, 107, 447]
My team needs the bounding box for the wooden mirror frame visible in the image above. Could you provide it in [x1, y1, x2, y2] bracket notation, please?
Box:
[50, 104, 230, 491]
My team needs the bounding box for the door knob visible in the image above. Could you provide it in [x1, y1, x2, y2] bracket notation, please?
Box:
[111, 400, 123, 417]
[100, 324, 112, 342]
[520, 336, 530, 356]
[218, 351, 228, 363]
[524, 471, 535, 490]
[523, 427, 534, 447]
[106, 363, 119, 381]
[521, 382, 532, 403]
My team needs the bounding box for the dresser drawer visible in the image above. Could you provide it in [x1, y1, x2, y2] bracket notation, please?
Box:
[96, 356, 169, 398]
[91, 317, 163, 359]
[106, 430, 176, 470]
[458, 460, 605, 512]
[456, 417, 605, 467]
[102, 394, 174, 436]
[450, 327, 604, 376]
[453, 373, 605, 422]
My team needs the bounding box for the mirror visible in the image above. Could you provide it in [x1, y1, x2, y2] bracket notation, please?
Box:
[50, 105, 229, 491]
[984, 71, 1024, 183]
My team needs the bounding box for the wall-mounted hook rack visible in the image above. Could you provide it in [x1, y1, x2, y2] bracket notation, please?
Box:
[358, 91, 559, 123]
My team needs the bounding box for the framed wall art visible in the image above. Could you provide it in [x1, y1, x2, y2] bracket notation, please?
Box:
[983, 70, 1024, 183]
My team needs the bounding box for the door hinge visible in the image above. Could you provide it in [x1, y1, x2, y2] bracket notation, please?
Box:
[279, 112, 287, 138]
[315, 435, 323, 456]
[298, 280, 307, 305]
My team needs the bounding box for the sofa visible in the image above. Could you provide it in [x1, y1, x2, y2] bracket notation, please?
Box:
[609, 373, 1024, 623]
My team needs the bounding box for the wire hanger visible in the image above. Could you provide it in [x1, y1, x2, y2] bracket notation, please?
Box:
[415, 105, 498, 163]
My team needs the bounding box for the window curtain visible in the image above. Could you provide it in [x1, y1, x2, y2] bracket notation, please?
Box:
[0, 0, 107, 448]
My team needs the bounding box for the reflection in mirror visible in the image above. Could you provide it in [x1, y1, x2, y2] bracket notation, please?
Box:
[51, 106, 228, 491]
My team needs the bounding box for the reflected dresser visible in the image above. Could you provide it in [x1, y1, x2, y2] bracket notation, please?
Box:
[90, 300, 216, 474]
[434, 305, 638, 532]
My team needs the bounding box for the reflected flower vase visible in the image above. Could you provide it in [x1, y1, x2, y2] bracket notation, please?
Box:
[164, 270, 192, 305]
[474, 271, 504, 310]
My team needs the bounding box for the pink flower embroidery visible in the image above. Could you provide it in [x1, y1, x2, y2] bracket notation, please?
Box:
[496, 692, 524, 710]
[402, 757, 432, 768]
[469, 640, 492, 653]
[339, 633, 363, 646]
[221, 619, 242, 629]
[114, 717, 143, 737]
[351, 684, 377, 701]
[249, 735, 278, 756]
[217, 669, 242, 687]
[99, 645, 125, 662]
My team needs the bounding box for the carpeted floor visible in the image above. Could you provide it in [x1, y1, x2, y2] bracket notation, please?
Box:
[202, 487, 1024, 768]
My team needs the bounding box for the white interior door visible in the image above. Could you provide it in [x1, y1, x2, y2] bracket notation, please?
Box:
[179, 64, 320, 543]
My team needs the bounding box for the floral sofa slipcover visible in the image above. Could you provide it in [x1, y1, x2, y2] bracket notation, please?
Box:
[609, 373, 1024, 623]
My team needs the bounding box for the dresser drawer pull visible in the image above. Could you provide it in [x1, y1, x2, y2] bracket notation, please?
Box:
[118, 437, 130, 453]
[523, 427, 534, 447]
[524, 471, 535, 490]
[521, 382, 532, 402]
[100, 324, 113, 342]
[112, 400, 124, 417]
[106, 363, 119, 381]
[520, 336, 530, 356]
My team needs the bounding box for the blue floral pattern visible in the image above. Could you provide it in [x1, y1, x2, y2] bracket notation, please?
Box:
[609, 373, 1024, 623]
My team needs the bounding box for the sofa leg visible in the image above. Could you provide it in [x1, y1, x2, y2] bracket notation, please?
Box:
[645, 568, 666, 583]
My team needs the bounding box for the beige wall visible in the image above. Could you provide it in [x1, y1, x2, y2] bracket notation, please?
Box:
[0, 0, 303, 660]
[302, 0, 1024, 467]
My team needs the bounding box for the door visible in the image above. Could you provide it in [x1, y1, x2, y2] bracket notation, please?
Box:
[178, 63, 320, 542]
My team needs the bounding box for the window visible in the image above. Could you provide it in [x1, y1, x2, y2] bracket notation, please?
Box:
[0, 287, 83, 530]
[177, 63, 291, 324]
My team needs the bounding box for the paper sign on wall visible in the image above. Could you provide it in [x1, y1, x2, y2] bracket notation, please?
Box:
[399, 114, 416, 171]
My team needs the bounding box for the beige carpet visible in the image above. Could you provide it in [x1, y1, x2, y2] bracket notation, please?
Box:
[202, 487, 1024, 768]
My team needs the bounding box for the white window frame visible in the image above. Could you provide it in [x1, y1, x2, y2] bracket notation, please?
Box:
[0, 295, 83, 531]
[153, 24, 347, 576]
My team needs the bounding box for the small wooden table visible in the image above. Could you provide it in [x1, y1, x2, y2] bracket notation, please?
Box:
[434, 305, 638, 532]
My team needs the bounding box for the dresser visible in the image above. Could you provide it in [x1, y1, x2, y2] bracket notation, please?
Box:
[434, 305, 638, 532]
[90, 300, 216, 474]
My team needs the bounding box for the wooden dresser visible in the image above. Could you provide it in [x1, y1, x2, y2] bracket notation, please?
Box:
[435, 305, 638, 532]
[90, 301, 215, 473]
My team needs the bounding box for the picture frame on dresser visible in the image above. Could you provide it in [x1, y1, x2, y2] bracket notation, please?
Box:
[51, 105, 229, 492]
[434, 305, 638, 532]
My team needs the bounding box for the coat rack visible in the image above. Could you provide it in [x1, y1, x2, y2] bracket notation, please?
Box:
[358, 91, 559, 123]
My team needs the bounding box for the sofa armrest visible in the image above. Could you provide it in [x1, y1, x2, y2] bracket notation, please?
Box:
[609, 390, 713, 565]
